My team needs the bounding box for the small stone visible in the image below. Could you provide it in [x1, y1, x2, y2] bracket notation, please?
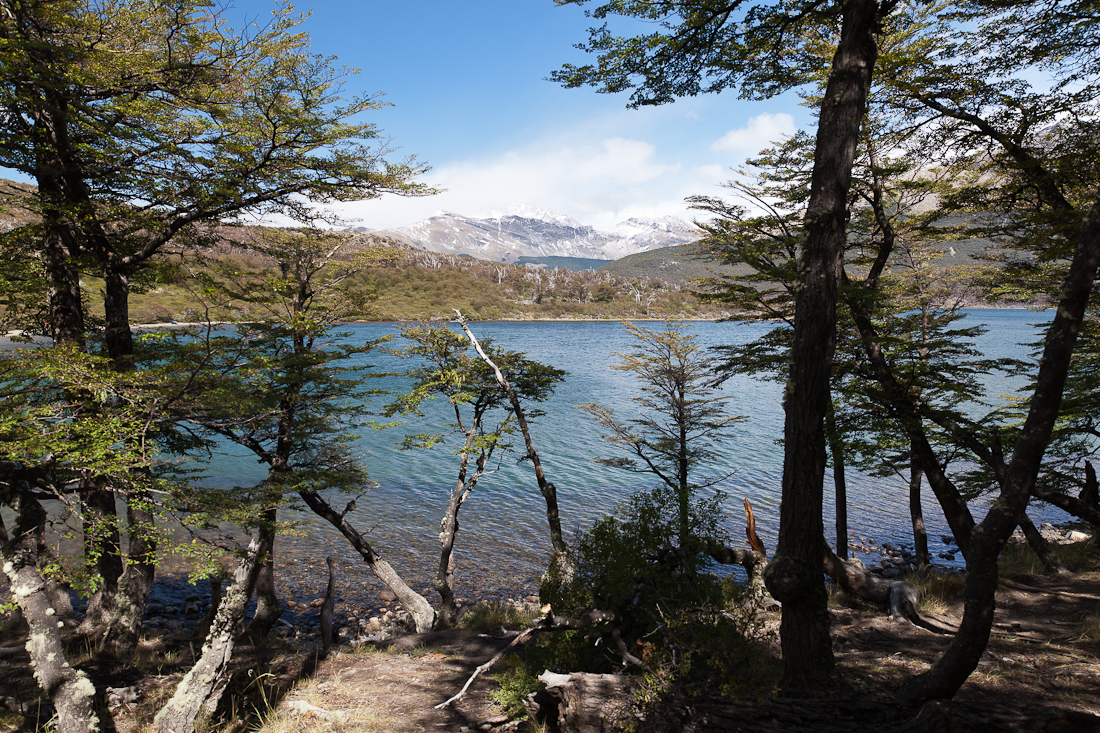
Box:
[310, 598, 325, 608]
[286, 600, 297, 609]
[164, 606, 178, 615]
[185, 594, 200, 603]
[378, 590, 397, 602]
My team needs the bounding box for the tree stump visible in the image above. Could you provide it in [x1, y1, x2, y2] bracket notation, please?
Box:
[525, 671, 640, 733]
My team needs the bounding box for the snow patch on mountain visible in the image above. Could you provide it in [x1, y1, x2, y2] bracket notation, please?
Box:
[379, 208, 700, 262]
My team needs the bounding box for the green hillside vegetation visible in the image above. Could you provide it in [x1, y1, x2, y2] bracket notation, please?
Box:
[76, 238, 727, 325]
[599, 242, 751, 283]
[601, 235, 997, 285]
[517, 255, 610, 271]
[60, 233, 1013, 328]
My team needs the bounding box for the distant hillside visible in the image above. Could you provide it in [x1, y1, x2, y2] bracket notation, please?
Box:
[599, 234, 1001, 287]
[598, 243, 751, 284]
[518, 255, 609, 271]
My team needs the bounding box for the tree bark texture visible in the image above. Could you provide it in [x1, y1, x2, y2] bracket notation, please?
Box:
[297, 489, 437, 632]
[826, 403, 849, 560]
[909, 448, 930, 567]
[245, 510, 281, 643]
[897, 190, 1100, 705]
[0, 491, 99, 733]
[763, 0, 880, 696]
[155, 535, 270, 733]
[1019, 513, 1069, 576]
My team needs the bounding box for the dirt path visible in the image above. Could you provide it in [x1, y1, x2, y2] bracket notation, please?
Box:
[4, 573, 1100, 733]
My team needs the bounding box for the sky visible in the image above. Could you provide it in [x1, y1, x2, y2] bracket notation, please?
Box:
[223, 0, 811, 231]
[5, 1, 810, 233]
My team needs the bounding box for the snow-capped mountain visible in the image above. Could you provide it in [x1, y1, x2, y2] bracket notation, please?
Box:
[372, 209, 701, 262]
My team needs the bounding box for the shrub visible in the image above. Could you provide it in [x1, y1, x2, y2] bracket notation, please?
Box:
[535, 484, 778, 717]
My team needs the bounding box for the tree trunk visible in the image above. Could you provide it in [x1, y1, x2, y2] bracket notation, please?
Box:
[1018, 513, 1070, 576]
[155, 534, 270, 733]
[526, 672, 641, 733]
[101, 489, 159, 655]
[77, 479, 124, 641]
[245, 510, 281, 643]
[762, 0, 880, 697]
[0, 490, 99, 733]
[453, 313, 573, 585]
[298, 489, 437, 632]
[436, 484, 464, 628]
[42, 230, 86, 348]
[103, 264, 135, 371]
[897, 189, 1100, 706]
[321, 556, 336, 652]
[910, 448, 930, 567]
[826, 403, 849, 560]
[193, 574, 224, 642]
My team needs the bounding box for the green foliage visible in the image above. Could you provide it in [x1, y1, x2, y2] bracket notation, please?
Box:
[581, 321, 744, 552]
[541, 484, 777, 707]
[552, 0, 832, 107]
[490, 658, 541, 719]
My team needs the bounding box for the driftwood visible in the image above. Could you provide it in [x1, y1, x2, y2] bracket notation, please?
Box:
[744, 497, 766, 557]
[436, 608, 620, 709]
[297, 488, 437, 632]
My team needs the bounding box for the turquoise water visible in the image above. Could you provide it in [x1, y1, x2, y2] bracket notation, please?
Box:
[195, 309, 1061, 598]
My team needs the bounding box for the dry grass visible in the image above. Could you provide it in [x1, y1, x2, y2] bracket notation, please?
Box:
[998, 538, 1100, 578]
[905, 567, 967, 615]
[256, 671, 398, 733]
[458, 599, 540, 632]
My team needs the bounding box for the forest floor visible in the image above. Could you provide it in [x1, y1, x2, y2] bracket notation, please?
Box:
[3, 565, 1100, 733]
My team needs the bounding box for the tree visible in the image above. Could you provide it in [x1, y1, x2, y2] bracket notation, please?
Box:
[0, 0, 431, 655]
[152, 229, 422, 731]
[453, 313, 575, 588]
[832, 0, 1100, 703]
[556, 0, 894, 693]
[384, 323, 566, 626]
[579, 321, 743, 556]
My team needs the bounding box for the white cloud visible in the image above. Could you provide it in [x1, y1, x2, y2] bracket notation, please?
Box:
[328, 106, 798, 232]
[334, 135, 694, 231]
[710, 113, 796, 155]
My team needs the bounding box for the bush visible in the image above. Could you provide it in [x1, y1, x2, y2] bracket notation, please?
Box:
[490, 658, 541, 719]
[534, 484, 778, 716]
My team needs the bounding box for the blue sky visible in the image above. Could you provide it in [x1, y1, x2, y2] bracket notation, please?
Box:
[230, 0, 811, 231]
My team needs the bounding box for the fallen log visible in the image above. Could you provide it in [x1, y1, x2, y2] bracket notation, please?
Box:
[822, 542, 920, 623]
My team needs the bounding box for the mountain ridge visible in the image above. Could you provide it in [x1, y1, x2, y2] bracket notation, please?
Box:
[361, 208, 702, 262]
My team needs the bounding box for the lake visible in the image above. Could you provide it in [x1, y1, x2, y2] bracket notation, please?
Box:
[191, 309, 1068, 603]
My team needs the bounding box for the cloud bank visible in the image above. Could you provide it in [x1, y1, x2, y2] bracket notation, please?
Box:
[336, 111, 801, 231]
